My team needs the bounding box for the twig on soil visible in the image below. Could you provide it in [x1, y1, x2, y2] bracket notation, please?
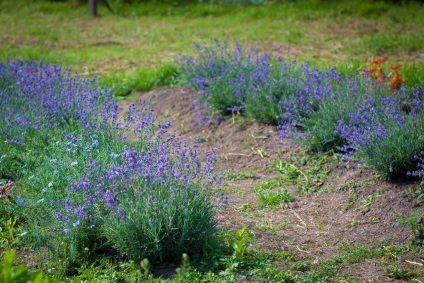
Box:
[256, 149, 269, 157]
[405, 260, 423, 266]
[250, 134, 268, 139]
[291, 209, 307, 234]
[296, 245, 311, 253]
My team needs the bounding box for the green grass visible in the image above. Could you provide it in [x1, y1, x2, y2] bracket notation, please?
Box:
[100, 64, 178, 96]
[273, 152, 331, 195]
[1, 0, 423, 87]
[222, 169, 255, 180]
[255, 179, 293, 208]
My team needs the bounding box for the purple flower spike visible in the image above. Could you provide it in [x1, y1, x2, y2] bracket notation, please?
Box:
[56, 213, 68, 222]
[104, 190, 116, 208]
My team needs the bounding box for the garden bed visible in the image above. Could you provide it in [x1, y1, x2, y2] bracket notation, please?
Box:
[120, 86, 424, 281]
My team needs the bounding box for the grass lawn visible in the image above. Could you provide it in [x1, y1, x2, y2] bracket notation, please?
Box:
[0, 0, 423, 84]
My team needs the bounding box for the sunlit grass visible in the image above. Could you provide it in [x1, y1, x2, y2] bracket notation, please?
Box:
[0, 0, 423, 81]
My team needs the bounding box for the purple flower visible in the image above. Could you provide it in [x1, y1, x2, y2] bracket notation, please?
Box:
[56, 213, 68, 221]
[16, 198, 24, 206]
[117, 208, 126, 221]
[104, 190, 116, 208]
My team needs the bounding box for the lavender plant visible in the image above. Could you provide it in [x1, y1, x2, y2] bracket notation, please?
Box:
[344, 85, 424, 179]
[0, 59, 224, 276]
[49, 126, 223, 263]
[177, 39, 249, 116]
[299, 73, 378, 152]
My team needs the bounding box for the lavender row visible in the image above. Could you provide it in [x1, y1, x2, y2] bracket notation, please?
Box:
[177, 39, 424, 180]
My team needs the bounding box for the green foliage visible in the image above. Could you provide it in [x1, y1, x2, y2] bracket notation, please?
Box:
[256, 180, 293, 208]
[299, 81, 366, 153]
[232, 226, 249, 261]
[357, 189, 382, 209]
[243, 63, 300, 126]
[360, 33, 424, 55]
[341, 192, 358, 210]
[0, 60, 222, 279]
[222, 169, 255, 180]
[73, 257, 154, 283]
[273, 153, 330, 194]
[0, 250, 61, 283]
[5, 218, 16, 242]
[2, 0, 423, 84]
[418, 185, 424, 202]
[100, 64, 178, 97]
[385, 264, 416, 280]
[404, 212, 424, 246]
[101, 181, 219, 263]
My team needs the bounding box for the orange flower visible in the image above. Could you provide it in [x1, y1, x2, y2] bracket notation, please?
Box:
[368, 57, 387, 67]
[389, 73, 403, 92]
[365, 58, 404, 93]
[389, 63, 402, 71]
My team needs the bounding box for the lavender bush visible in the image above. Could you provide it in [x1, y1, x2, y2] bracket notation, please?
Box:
[177, 39, 424, 181]
[0, 59, 224, 276]
[49, 125, 223, 263]
[338, 85, 424, 179]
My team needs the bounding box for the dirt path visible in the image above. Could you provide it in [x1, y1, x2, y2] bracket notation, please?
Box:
[120, 87, 424, 282]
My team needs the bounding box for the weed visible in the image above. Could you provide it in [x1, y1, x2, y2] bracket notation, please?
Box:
[363, 57, 404, 92]
[222, 169, 255, 180]
[280, 220, 290, 230]
[342, 192, 359, 210]
[230, 110, 249, 128]
[218, 226, 252, 278]
[336, 178, 377, 191]
[348, 218, 357, 227]
[385, 264, 416, 280]
[255, 220, 280, 232]
[357, 189, 382, 210]
[273, 153, 330, 194]
[173, 112, 186, 133]
[256, 185, 293, 208]
[316, 221, 327, 232]
[232, 226, 250, 261]
[5, 218, 16, 242]
[404, 212, 424, 246]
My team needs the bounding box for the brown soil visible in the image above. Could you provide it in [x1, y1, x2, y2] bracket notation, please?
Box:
[120, 87, 424, 282]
